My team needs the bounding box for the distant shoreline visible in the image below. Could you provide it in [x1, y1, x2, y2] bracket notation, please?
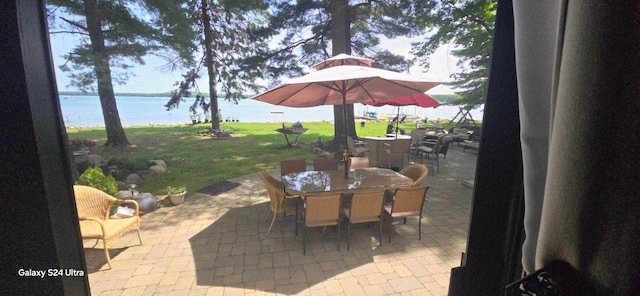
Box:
[58, 92, 462, 104]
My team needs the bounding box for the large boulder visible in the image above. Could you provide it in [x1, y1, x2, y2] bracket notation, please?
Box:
[148, 159, 167, 170]
[149, 165, 166, 174]
[125, 173, 141, 184]
[73, 154, 102, 167]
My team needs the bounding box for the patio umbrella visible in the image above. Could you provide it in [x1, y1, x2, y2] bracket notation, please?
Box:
[362, 93, 441, 137]
[252, 59, 440, 178]
[312, 53, 373, 70]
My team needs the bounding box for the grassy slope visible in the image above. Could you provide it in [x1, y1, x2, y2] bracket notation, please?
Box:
[67, 120, 455, 195]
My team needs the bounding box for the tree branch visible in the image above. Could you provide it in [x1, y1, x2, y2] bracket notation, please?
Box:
[60, 16, 89, 32]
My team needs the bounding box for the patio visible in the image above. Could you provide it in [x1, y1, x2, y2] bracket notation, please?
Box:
[85, 144, 477, 296]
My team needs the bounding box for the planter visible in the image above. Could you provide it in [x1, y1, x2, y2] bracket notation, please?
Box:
[169, 192, 186, 205]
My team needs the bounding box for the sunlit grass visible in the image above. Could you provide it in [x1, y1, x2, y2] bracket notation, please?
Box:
[66, 120, 458, 195]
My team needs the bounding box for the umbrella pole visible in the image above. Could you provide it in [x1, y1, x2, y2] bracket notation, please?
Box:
[343, 93, 350, 179]
[395, 106, 400, 138]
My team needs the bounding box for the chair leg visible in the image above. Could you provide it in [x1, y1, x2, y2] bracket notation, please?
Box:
[347, 221, 351, 250]
[303, 226, 307, 255]
[136, 229, 143, 245]
[388, 216, 393, 243]
[263, 207, 272, 222]
[378, 219, 382, 246]
[103, 240, 112, 269]
[337, 220, 341, 251]
[419, 215, 422, 240]
[267, 212, 277, 236]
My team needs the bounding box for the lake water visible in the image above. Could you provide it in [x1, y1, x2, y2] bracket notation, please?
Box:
[59, 95, 484, 127]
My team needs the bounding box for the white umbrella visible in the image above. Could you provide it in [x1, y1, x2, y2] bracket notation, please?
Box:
[312, 53, 373, 70]
[252, 61, 440, 178]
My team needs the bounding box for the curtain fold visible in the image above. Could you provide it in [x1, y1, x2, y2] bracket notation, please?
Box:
[514, 0, 640, 294]
[512, 0, 561, 274]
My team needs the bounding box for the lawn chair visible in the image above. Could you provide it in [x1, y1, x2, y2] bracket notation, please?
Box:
[280, 159, 306, 177]
[384, 185, 429, 243]
[398, 164, 429, 186]
[73, 185, 143, 269]
[343, 189, 386, 250]
[258, 172, 298, 235]
[297, 192, 343, 254]
[313, 158, 338, 171]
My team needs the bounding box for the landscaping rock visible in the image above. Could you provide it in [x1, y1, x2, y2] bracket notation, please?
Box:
[125, 173, 141, 184]
[73, 154, 102, 167]
[149, 165, 166, 174]
[149, 159, 167, 170]
[116, 181, 127, 191]
[118, 191, 133, 199]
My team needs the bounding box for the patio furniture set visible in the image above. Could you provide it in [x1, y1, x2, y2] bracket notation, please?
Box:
[259, 157, 431, 254]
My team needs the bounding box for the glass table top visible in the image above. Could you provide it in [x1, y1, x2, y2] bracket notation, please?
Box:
[281, 168, 412, 194]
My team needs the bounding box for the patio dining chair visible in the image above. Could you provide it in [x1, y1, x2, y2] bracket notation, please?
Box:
[409, 128, 427, 162]
[280, 159, 307, 177]
[346, 136, 369, 156]
[418, 135, 444, 174]
[313, 158, 338, 171]
[398, 164, 429, 186]
[343, 189, 386, 250]
[384, 185, 429, 243]
[297, 192, 343, 254]
[258, 171, 298, 236]
[383, 138, 412, 170]
[347, 156, 369, 170]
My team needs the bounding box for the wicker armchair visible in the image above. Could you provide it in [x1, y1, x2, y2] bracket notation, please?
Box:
[398, 164, 429, 186]
[73, 185, 143, 269]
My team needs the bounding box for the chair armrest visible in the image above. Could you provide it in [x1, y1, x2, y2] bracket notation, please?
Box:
[77, 217, 107, 238]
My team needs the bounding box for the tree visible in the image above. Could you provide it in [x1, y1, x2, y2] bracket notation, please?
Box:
[258, 0, 421, 145]
[164, 0, 270, 131]
[47, 0, 197, 146]
[411, 0, 497, 109]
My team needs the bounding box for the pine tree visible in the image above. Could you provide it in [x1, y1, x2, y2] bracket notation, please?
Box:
[164, 0, 270, 131]
[257, 0, 421, 144]
[47, 0, 197, 146]
[411, 0, 497, 109]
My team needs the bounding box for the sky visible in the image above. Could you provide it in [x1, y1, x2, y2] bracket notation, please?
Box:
[49, 31, 459, 95]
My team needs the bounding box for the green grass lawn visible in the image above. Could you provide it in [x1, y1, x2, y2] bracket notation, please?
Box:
[67, 120, 456, 195]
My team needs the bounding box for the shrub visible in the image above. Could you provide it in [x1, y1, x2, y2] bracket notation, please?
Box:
[77, 167, 119, 197]
[166, 185, 187, 195]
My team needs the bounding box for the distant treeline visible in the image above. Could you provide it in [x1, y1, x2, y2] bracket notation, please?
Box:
[58, 91, 460, 103]
[430, 94, 462, 105]
[58, 91, 173, 97]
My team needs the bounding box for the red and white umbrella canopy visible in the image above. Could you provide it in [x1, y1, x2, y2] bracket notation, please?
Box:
[312, 53, 373, 70]
[362, 92, 440, 108]
[252, 65, 440, 107]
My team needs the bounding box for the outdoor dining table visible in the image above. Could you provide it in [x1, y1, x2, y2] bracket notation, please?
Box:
[281, 167, 412, 195]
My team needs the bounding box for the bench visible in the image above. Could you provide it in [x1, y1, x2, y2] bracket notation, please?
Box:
[73, 185, 143, 269]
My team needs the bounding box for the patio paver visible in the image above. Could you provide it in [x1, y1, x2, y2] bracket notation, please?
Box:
[86, 144, 477, 296]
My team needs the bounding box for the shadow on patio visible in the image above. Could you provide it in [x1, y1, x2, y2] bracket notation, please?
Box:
[189, 197, 468, 294]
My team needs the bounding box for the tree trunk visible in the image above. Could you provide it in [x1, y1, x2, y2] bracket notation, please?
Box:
[84, 0, 129, 146]
[330, 0, 357, 145]
[201, 0, 221, 131]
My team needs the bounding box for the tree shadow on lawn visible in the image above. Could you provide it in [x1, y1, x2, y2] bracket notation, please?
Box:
[188, 201, 454, 294]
